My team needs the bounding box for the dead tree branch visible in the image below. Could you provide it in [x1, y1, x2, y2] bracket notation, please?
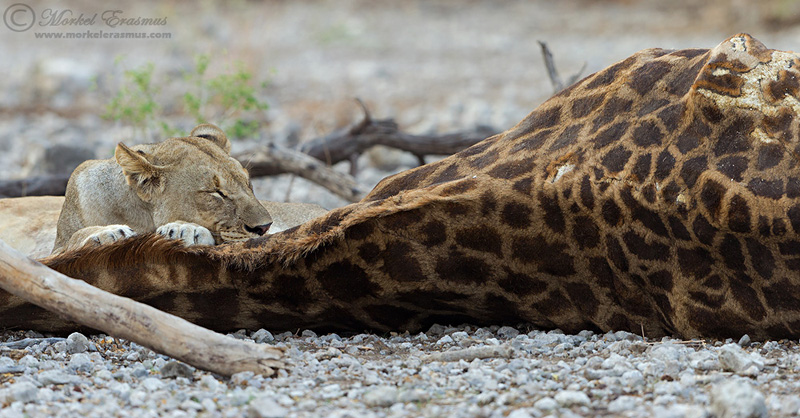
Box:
[538, 41, 587, 93]
[0, 239, 287, 377]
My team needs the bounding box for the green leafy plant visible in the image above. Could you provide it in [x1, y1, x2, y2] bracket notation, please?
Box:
[104, 54, 268, 140]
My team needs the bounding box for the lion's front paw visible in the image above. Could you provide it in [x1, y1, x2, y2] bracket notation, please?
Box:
[81, 225, 137, 247]
[156, 222, 215, 246]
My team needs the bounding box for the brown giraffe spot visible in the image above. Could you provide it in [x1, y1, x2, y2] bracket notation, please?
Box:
[601, 198, 622, 227]
[779, 240, 800, 255]
[430, 164, 462, 185]
[748, 178, 783, 200]
[396, 290, 470, 310]
[588, 257, 615, 289]
[622, 231, 670, 261]
[344, 220, 375, 241]
[620, 188, 670, 237]
[713, 118, 754, 156]
[745, 238, 775, 280]
[549, 123, 584, 151]
[689, 291, 724, 309]
[642, 184, 657, 203]
[435, 249, 492, 284]
[758, 216, 771, 237]
[580, 175, 595, 209]
[469, 149, 501, 169]
[480, 191, 497, 216]
[688, 307, 746, 337]
[638, 98, 670, 116]
[773, 218, 787, 236]
[512, 177, 534, 195]
[538, 191, 566, 233]
[269, 274, 313, 310]
[382, 242, 425, 282]
[509, 129, 554, 155]
[679, 156, 708, 188]
[572, 215, 600, 249]
[535, 289, 572, 317]
[501, 201, 532, 229]
[789, 205, 800, 233]
[653, 150, 675, 181]
[498, 271, 548, 296]
[317, 261, 377, 302]
[487, 158, 535, 179]
[443, 202, 470, 217]
[632, 120, 664, 148]
[716, 156, 749, 182]
[606, 235, 630, 272]
[564, 282, 599, 317]
[728, 195, 752, 233]
[420, 220, 447, 246]
[657, 103, 685, 127]
[701, 105, 725, 124]
[593, 98, 633, 130]
[632, 153, 652, 182]
[763, 279, 800, 311]
[756, 144, 784, 171]
[456, 226, 503, 256]
[677, 246, 714, 279]
[720, 234, 746, 271]
[647, 270, 674, 291]
[668, 216, 692, 241]
[594, 121, 630, 149]
[571, 93, 607, 118]
[765, 70, 800, 102]
[457, 139, 494, 158]
[669, 48, 707, 59]
[700, 179, 725, 220]
[628, 60, 672, 95]
[787, 178, 800, 198]
[357, 242, 381, 263]
[511, 236, 576, 277]
[382, 210, 423, 232]
[692, 214, 718, 246]
[601, 146, 633, 172]
[441, 178, 478, 196]
[586, 56, 636, 89]
[730, 278, 766, 321]
[667, 57, 710, 96]
[369, 163, 438, 200]
[703, 274, 723, 289]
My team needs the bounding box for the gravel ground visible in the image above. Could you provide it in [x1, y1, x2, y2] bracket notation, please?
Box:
[3, 1, 800, 417]
[2, 326, 799, 418]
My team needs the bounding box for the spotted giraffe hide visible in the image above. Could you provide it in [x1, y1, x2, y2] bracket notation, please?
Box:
[3, 34, 800, 340]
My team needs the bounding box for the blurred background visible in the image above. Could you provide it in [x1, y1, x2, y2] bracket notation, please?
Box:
[0, 0, 798, 209]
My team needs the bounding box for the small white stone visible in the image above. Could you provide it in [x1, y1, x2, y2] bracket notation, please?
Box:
[66, 332, 90, 354]
[608, 396, 638, 413]
[710, 379, 767, 418]
[363, 386, 399, 407]
[554, 390, 591, 407]
[8, 381, 38, 403]
[534, 397, 559, 410]
[248, 396, 288, 418]
[141, 377, 165, 392]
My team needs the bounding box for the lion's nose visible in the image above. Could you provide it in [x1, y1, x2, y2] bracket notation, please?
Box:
[245, 223, 271, 236]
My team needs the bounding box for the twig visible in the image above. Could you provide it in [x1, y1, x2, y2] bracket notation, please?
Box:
[538, 41, 587, 93]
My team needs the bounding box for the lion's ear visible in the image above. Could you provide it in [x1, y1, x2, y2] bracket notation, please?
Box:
[115, 142, 163, 201]
[190, 124, 231, 154]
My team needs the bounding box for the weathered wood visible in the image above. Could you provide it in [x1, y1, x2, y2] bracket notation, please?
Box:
[0, 174, 70, 198]
[0, 239, 286, 377]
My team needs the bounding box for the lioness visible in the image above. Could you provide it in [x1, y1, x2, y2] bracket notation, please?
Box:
[53, 124, 274, 253]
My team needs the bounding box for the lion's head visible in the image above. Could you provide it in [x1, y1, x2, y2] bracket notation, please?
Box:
[114, 124, 273, 243]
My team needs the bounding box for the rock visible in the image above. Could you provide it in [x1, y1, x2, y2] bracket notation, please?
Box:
[66, 332, 90, 354]
[141, 377, 165, 392]
[8, 381, 38, 403]
[363, 386, 399, 407]
[301, 330, 317, 338]
[738, 334, 751, 347]
[497, 326, 521, 339]
[248, 397, 288, 418]
[68, 353, 92, 372]
[709, 379, 767, 418]
[252, 329, 275, 344]
[38, 370, 79, 385]
[534, 397, 559, 410]
[507, 409, 536, 418]
[718, 343, 764, 376]
[608, 396, 637, 413]
[554, 390, 591, 407]
[40, 144, 95, 175]
[160, 361, 194, 379]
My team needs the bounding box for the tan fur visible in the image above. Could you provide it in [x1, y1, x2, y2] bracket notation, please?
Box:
[53, 124, 273, 253]
[0, 196, 327, 258]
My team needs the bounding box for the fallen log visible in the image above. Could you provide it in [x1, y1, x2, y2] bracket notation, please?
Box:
[0, 239, 286, 377]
